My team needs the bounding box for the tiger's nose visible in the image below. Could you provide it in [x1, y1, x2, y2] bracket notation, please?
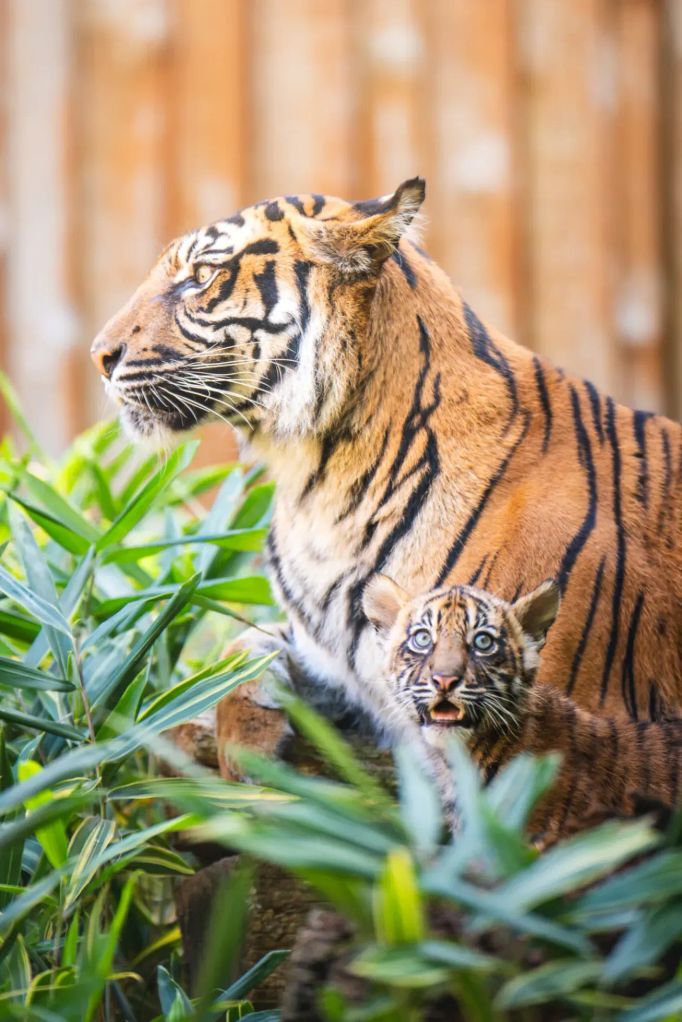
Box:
[432, 673, 462, 693]
[91, 340, 127, 380]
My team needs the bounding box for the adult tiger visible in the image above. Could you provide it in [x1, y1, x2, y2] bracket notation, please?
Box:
[91, 178, 682, 766]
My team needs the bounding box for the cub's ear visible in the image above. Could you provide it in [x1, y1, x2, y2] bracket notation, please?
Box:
[362, 574, 410, 634]
[512, 579, 560, 644]
[302, 177, 425, 276]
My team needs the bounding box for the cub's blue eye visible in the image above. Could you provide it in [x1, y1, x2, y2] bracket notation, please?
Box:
[408, 628, 432, 653]
[473, 631, 496, 653]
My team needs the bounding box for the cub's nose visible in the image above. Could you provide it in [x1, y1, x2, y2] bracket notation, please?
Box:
[91, 340, 127, 380]
[432, 673, 462, 694]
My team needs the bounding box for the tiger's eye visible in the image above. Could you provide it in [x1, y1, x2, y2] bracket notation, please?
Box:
[409, 628, 432, 653]
[473, 631, 496, 653]
[193, 264, 214, 285]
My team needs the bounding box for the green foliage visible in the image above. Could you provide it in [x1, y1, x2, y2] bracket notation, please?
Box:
[0, 403, 284, 1020]
[1, 390, 681, 1021]
[186, 704, 682, 1022]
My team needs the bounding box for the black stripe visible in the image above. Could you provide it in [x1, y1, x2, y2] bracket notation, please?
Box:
[566, 556, 605, 696]
[391, 249, 417, 288]
[557, 702, 579, 832]
[648, 680, 660, 722]
[633, 410, 652, 507]
[362, 317, 439, 548]
[533, 356, 552, 453]
[621, 592, 645, 720]
[463, 301, 518, 431]
[336, 426, 390, 521]
[435, 411, 531, 586]
[254, 259, 279, 317]
[583, 380, 604, 444]
[600, 397, 627, 705]
[285, 194, 307, 216]
[264, 201, 284, 221]
[657, 427, 673, 533]
[482, 549, 500, 589]
[557, 386, 598, 594]
[467, 554, 489, 587]
[311, 194, 325, 216]
[266, 527, 316, 632]
[636, 721, 651, 793]
[347, 319, 441, 667]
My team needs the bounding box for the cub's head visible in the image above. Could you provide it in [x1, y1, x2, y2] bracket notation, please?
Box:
[90, 179, 425, 444]
[363, 577, 560, 735]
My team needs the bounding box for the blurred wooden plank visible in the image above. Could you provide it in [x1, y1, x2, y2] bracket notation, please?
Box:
[166, 0, 249, 467]
[166, 0, 247, 234]
[5, 0, 76, 453]
[75, 0, 171, 428]
[249, 0, 353, 200]
[350, 0, 426, 199]
[516, 0, 617, 392]
[662, 0, 682, 421]
[613, 0, 663, 413]
[420, 0, 519, 338]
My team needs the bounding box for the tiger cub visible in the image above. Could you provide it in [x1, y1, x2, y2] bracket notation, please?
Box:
[363, 575, 682, 842]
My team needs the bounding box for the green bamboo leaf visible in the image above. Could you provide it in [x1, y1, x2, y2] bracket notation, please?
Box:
[495, 960, 603, 1010]
[573, 850, 682, 915]
[0, 610, 40, 644]
[222, 950, 289, 1001]
[349, 946, 450, 989]
[0, 706, 83, 741]
[374, 848, 424, 945]
[24, 547, 95, 669]
[137, 653, 275, 737]
[279, 693, 392, 810]
[63, 818, 117, 913]
[21, 471, 100, 542]
[0, 372, 46, 458]
[18, 760, 68, 868]
[0, 657, 73, 692]
[9, 505, 71, 675]
[0, 731, 22, 909]
[604, 903, 682, 983]
[619, 979, 682, 1022]
[128, 844, 194, 877]
[95, 575, 273, 617]
[497, 819, 659, 912]
[0, 563, 71, 636]
[8, 494, 91, 554]
[230, 482, 275, 529]
[157, 964, 193, 1021]
[96, 441, 199, 550]
[395, 744, 441, 856]
[89, 573, 201, 711]
[102, 528, 268, 565]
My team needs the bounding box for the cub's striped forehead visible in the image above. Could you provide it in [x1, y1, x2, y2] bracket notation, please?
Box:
[409, 584, 510, 631]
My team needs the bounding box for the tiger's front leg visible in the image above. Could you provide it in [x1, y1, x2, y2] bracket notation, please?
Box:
[216, 622, 299, 780]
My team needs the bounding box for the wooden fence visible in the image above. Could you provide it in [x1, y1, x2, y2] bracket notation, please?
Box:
[1, 0, 681, 458]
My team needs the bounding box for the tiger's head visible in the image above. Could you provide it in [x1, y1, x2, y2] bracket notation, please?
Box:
[363, 576, 560, 736]
[91, 179, 425, 443]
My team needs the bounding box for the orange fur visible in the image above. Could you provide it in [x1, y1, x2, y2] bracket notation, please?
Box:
[90, 181, 682, 772]
[374, 577, 682, 841]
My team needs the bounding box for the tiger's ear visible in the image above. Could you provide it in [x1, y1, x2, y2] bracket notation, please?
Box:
[363, 574, 410, 634]
[302, 177, 425, 276]
[512, 579, 560, 645]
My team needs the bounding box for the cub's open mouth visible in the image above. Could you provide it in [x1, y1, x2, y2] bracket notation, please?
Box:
[427, 700, 472, 726]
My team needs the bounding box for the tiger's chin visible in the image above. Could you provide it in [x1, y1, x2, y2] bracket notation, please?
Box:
[119, 404, 187, 450]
